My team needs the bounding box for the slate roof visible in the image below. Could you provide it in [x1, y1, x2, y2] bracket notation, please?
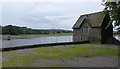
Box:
[73, 11, 107, 29]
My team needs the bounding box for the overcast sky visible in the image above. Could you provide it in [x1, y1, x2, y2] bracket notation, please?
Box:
[0, 0, 104, 30]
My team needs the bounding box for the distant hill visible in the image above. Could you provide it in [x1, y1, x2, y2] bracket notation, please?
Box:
[1, 25, 72, 35]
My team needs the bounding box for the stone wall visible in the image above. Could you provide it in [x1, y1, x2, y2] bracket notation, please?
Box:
[73, 20, 101, 43]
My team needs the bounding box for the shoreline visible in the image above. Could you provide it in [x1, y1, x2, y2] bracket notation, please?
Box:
[113, 34, 120, 36]
[1, 34, 73, 40]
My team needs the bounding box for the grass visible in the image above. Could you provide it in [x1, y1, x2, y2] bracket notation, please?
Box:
[33, 46, 118, 57]
[2, 43, 118, 67]
[114, 33, 120, 36]
[3, 33, 73, 37]
[69, 43, 118, 47]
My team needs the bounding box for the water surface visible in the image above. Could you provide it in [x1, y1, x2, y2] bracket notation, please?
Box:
[114, 36, 120, 41]
[2, 35, 120, 48]
[2, 36, 72, 48]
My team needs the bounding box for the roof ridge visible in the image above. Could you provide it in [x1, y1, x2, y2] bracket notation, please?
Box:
[73, 11, 108, 29]
[80, 11, 104, 16]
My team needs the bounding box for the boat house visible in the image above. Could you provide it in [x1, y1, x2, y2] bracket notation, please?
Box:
[72, 11, 113, 44]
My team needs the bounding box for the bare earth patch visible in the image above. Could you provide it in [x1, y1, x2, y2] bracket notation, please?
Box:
[31, 56, 118, 67]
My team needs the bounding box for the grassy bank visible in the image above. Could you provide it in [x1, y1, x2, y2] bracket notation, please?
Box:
[1, 33, 73, 39]
[2, 33, 72, 37]
[114, 33, 120, 36]
[2, 43, 118, 67]
[12, 33, 73, 37]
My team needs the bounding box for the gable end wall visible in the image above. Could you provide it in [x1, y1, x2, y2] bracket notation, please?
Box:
[73, 20, 101, 43]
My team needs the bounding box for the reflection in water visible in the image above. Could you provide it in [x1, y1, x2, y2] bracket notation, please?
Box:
[2, 36, 72, 48]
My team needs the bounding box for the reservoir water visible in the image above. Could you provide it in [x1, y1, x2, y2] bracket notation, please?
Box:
[2, 36, 72, 48]
[114, 35, 120, 41]
[1, 35, 120, 48]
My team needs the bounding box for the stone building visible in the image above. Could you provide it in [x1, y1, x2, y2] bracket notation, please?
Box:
[72, 11, 113, 44]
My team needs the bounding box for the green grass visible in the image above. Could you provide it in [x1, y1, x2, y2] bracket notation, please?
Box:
[34, 46, 118, 57]
[69, 43, 118, 47]
[2, 44, 118, 67]
[5, 33, 73, 37]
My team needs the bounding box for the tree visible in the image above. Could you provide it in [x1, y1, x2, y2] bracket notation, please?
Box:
[102, 1, 120, 27]
[3, 25, 18, 35]
[2, 25, 73, 35]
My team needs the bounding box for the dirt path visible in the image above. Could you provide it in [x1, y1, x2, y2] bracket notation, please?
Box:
[31, 56, 118, 67]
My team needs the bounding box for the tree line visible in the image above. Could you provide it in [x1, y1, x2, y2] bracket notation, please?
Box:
[0, 25, 72, 35]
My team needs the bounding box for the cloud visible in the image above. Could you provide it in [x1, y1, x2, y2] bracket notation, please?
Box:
[1, 0, 101, 2]
[2, 2, 104, 30]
